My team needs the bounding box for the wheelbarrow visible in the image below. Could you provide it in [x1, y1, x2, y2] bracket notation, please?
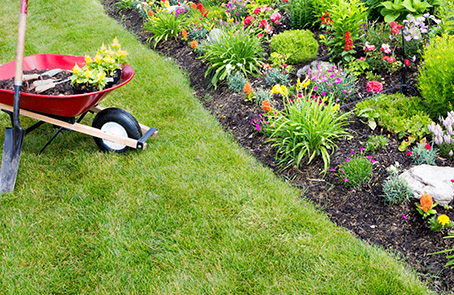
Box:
[0, 54, 158, 189]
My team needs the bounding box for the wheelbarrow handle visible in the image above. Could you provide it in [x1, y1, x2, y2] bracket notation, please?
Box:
[13, 0, 28, 127]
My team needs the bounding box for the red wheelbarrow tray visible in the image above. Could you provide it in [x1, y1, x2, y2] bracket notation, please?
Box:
[0, 54, 134, 117]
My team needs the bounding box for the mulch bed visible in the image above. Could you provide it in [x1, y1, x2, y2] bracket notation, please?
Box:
[39, 1, 454, 292]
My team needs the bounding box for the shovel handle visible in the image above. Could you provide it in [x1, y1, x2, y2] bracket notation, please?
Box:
[23, 73, 39, 81]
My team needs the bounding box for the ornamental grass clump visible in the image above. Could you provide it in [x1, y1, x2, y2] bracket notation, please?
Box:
[337, 149, 374, 188]
[381, 163, 412, 205]
[418, 34, 454, 119]
[144, 11, 184, 48]
[264, 88, 351, 175]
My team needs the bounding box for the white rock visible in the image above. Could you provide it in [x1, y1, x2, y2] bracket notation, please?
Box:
[207, 28, 225, 44]
[400, 164, 454, 205]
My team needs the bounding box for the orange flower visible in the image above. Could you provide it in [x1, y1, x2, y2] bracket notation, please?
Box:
[243, 81, 253, 95]
[420, 193, 433, 212]
[190, 40, 198, 49]
[147, 10, 153, 16]
[261, 100, 271, 113]
[191, 2, 197, 9]
[181, 29, 188, 39]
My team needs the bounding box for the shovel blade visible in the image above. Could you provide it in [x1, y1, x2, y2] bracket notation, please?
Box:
[0, 127, 25, 193]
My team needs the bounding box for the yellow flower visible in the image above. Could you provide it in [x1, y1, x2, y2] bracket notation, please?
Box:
[438, 214, 450, 226]
[104, 56, 115, 64]
[95, 54, 103, 64]
[99, 43, 107, 53]
[111, 37, 121, 50]
[84, 70, 92, 79]
[116, 50, 128, 59]
[333, 104, 340, 112]
[72, 63, 81, 75]
[84, 55, 93, 64]
[97, 71, 106, 82]
[320, 35, 325, 40]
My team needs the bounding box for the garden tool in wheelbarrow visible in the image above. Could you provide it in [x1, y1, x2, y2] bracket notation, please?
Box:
[33, 78, 70, 93]
[23, 68, 62, 81]
[0, 0, 28, 193]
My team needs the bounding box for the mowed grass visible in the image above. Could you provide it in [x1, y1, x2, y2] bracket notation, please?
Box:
[0, 0, 432, 294]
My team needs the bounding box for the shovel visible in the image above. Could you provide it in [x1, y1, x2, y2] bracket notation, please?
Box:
[34, 78, 70, 93]
[23, 68, 62, 81]
[0, 0, 28, 193]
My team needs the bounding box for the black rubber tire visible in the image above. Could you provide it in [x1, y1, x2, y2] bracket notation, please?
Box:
[92, 108, 142, 153]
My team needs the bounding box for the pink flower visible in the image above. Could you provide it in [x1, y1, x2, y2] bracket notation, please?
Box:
[404, 59, 410, 66]
[402, 214, 408, 220]
[259, 19, 268, 28]
[345, 158, 350, 162]
[257, 32, 263, 38]
[243, 15, 254, 26]
[270, 11, 281, 22]
[425, 144, 431, 150]
[364, 42, 375, 52]
[359, 56, 366, 61]
[407, 151, 412, 156]
[366, 81, 383, 93]
[351, 150, 354, 154]
[344, 178, 348, 182]
[371, 159, 376, 163]
[387, 57, 396, 63]
[380, 43, 391, 54]
[367, 156, 372, 159]
[330, 168, 335, 172]
[382, 56, 390, 61]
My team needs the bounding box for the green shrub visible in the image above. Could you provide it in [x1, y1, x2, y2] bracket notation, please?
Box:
[253, 87, 272, 105]
[338, 154, 373, 188]
[283, 0, 315, 30]
[269, 30, 318, 64]
[418, 34, 454, 119]
[355, 93, 434, 140]
[263, 95, 352, 175]
[201, 29, 264, 87]
[227, 71, 247, 93]
[435, 0, 454, 35]
[381, 164, 412, 205]
[144, 12, 183, 48]
[365, 134, 389, 151]
[409, 142, 438, 165]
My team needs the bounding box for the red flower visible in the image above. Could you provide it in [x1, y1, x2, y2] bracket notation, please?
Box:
[243, 15, 254, 26]
[382, 56, 390, 61]
[425, 144, 432, 150]
[387, 57, 396, 63]
[359, 56, 366, 61]
[320, 11, 333, 25]
[259, 19, 268, 28]
[404, 59, 410, 66]
[344, 31, 353, 51]
[407, 151, 412, 156]
[257, 33, 263, 38]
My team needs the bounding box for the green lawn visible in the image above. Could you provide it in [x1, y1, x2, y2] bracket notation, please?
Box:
[0, 0, 433, 294]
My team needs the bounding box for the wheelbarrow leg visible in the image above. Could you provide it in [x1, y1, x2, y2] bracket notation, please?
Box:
[38, 112, 89, 154]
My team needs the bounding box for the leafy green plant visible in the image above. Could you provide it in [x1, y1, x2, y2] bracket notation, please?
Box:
[381, 163, 413, 205]
[282, 0, 315, 29]
[416, 193, 438, 219]
[253, 87, 272, 105]
[323, 0, 368, 62]
[380, 0, 432, 23]
[408, 142, 438, 165]
[145, 11, 184, 48]
[432, 231, 454, 269]
[201, 30, 264, 87]
[355, 93, 434, 140]
[434, 0, 454, 35]
[418, 34, 454, 119]
[227, 71, 247, 93]
[365, 134, 389, 151]
[269, 30, 318, 64]
[338, 151, 374, 188]
[263, 94, 352, 175]
[347, 58, 370, 76]
[312, 0, 342, 19]
[115, 0, 134, 12]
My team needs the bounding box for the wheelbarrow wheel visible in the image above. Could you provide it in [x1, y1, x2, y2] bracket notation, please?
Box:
[92, 108, 142, 153]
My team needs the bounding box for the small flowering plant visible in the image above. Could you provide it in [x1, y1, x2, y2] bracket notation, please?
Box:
[402, 13, 441, 59]
[407, 140, 438, 165]
[242, 6, 282, 39]
[308, 64, 356, 103]
[224, 0, 247, 21]
[71, 38, 128, 91]
[429, 214, 454, 231]
[416, 193, 438, 219]
[337, 149, 375, 188]
[366, 81, 383, 94]
[428, 111, 454, 159]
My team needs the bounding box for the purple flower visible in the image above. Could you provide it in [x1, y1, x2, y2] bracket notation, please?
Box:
[330, 168, 335, 172]
[344, 178, 348, 182]
[367, 156, 372, 159]
[360, 148, 364, 151]
[345, 158, 350, 162]
[371, 159, 376, 163]
[350, 150, 354, 154]
[321, 92, 326, 96]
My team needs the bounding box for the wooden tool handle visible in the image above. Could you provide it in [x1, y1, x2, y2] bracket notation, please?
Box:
[14, 0, 28, 86]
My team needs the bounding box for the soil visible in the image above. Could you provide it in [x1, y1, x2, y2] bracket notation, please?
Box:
[13, 1, 452, 292]
[0, 69, 123, 96]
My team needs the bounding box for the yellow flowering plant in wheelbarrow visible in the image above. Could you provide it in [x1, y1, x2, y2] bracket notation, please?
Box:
[71, 37, 129, 92]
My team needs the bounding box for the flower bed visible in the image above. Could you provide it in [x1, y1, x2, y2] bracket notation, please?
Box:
[103, 0, 454, 291]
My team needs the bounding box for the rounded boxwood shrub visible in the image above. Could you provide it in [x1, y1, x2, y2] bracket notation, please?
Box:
[269, 29, 318, 64]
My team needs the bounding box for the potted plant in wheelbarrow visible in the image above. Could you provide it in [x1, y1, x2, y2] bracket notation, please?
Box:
[71, 37, 128, 93]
